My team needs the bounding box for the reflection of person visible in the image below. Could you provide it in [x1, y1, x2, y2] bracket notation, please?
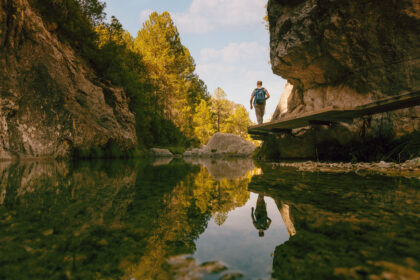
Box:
[250, 81, 270, 125]
[251, 195, 272, 237]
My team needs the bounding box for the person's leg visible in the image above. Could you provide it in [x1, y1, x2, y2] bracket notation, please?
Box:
[261, 104, 266, 121]
[255, 104, 265, 124]
[255, 105, 263, 124]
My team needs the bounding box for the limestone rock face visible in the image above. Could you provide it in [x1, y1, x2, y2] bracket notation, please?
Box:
[266, 0, 420, 160]
[0, 0, 137, 159]
[268, 0, 419, 94]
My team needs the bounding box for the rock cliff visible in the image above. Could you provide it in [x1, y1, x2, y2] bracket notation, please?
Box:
[265, 0, 420, 160]
[0, 0, 137, 160]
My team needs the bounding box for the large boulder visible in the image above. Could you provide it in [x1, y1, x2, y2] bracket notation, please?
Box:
[183, 133, 256, 158]
[150, 148, 174, 157]
[0, 0, 137, 160]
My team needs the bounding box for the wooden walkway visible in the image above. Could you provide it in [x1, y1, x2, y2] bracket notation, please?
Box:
[248, 91, 420, 138]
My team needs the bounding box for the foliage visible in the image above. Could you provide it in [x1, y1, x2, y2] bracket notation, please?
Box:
[33, 1, 251, 149]
[193, 100, 216, 144]
[32, 0, 105, 59]
[134, 12, 209, 143]
[191, 167, 251, 226]
[193, 87, 253, 144]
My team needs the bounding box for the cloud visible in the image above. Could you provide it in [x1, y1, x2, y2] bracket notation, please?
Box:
[200, 42, 267, 64]
[173, 0, 267, 34]
[139, 9, 153, 25]
[196, 42, 270, 94]
[195, 40, 285, 123]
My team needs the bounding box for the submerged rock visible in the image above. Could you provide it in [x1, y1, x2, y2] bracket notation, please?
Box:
[166, 255, 228, 280]
[220, 273, 244, 280]
[183, 133, 256, 158]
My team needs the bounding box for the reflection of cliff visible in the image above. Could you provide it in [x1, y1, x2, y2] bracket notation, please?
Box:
[275, 200, 296, 237]
[0, 159, 256, 279]
[249, 166, 420, 279]
[264, 0, 420, 161]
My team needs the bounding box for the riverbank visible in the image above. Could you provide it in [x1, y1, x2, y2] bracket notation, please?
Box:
[268, 158, 420, 178]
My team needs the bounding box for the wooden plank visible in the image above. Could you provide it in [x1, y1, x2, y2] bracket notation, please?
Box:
[248, 91, 420, 136]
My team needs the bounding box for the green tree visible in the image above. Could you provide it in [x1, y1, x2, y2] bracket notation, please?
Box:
[207, 87, 252, 139]
[193, 100, 216, 144]
[134, 12, 208, 144]
[223, 105, 252, 138]
[210, 88, 231, 132]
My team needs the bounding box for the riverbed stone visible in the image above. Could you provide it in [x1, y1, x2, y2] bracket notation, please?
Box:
[272, 159, 420, 178]
[167, 255, 228, 279]
[402, 157, 420, 168]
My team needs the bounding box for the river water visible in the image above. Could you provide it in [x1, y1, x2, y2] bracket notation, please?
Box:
[0, 159, 419, 279]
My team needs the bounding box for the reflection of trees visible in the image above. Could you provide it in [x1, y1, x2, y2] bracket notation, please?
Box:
[127, 164, 253, 278]
[192, 167, 251, 226]
[0, 159, 255, 279]
[0, 160, 203, 279]
[248, 166, 420, 280]
[126, 174, 209, 279]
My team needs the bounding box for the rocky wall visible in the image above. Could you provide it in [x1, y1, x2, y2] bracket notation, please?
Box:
[264, 0, 420, 161]
[0, 0, 137, 160]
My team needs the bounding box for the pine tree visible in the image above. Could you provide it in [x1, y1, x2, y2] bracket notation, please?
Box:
[134, 12, 208, 141]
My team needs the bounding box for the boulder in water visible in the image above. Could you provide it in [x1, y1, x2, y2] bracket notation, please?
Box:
[183, 133, 256, 158]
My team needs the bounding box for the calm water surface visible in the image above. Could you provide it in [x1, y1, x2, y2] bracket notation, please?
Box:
[0, 159, 419, 279]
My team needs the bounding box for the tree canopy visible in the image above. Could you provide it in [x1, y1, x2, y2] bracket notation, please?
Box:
[34, 1, 252, 149]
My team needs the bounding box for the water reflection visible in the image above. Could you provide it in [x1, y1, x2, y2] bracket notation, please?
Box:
[250, 165, 420, 279]
[183, 157, 256, 180]
[251, 195, 272, 237]
[276, 202, 296, 237]
[1, 159, 419, 279]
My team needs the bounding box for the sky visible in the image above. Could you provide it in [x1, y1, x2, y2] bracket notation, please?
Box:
[103, 0, 286, 122]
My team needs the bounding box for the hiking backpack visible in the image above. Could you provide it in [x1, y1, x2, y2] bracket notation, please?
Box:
[254, 88, 266, 105]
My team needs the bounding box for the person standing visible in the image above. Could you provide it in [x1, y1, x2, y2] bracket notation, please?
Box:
[250, 81, 270, 124]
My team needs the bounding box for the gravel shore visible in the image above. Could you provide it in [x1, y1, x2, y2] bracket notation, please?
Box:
[270, 158, 420, 178]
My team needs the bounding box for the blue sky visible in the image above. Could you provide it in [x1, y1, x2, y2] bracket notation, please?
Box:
[104, 0, 286, 122]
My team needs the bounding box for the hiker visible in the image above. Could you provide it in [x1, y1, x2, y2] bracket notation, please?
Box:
[250, 81, 270, 125]
[251, 194, 272, 237]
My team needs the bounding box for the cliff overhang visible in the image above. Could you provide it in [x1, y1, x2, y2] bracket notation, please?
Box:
[264, 0, 420, 161]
